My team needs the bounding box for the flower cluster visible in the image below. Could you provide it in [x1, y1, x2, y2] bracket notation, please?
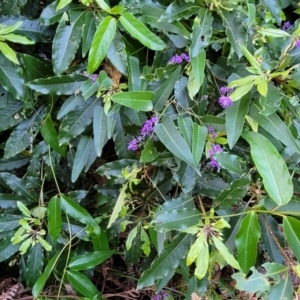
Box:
[169, 53, 190, 64]
[282, 21, 291, 31]
[218, 86, 233, 108]
[151, 291, 168, 300]
[83, 71, 98, 83]
[296, 39, 300, 48]
[208, 127, 222, 170]
[128, 115, 159, 151]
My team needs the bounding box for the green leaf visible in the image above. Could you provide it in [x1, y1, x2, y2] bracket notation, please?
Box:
[0, 21, 23, 34]
[248, 104, 300, 154]
[57, 0, 72, 10]
[4, 106, 45, 159]
[259, 82, 282, 115]
[32, 252, 60, 297]
[268, 275, 293, 300]
[257, 79, 268, 97]
[137, 233, 192, 289]
[17, 201, 31, 217]
[140, 139, 159, 163]
[40, 116, 65, 156]
[59, 97, 99, 144]
[0, 41, 18, 64]
[178, 116, 193, 148]
[60, 195, 99, 228]
[52, 10, 85, 74]
[87, 16, 116, 74]
[283, 216, 300, 262]
[48, 196, 62, 243]
[26, 243, 44, 287]
[213, 177, 250, 209]
[229, 81, 255, 101]
[213, 153, 244, 176]
[235, 212, 261, 273]
[153, 66, 181, 111]
[259, 215, 284, 264]
[263, 0, 282, 25]
[0, 232, 20, 262]
[242, 131, 293, 205]
[232, 267, 270, 293]
[190, 8, 213, 57]
[192, 123, 207, 165]
[0, 215, 21, 232]
[107, 183, 128, 229]
[111, 91, 155, 111]
[93, 103, 108, 157]
[154, 116, 197, 170]
[191, 49, 205, 86]
[81, 11, 96, 57]
[2, 33, 34, 45]
[0, 52, 25, 99]
[155, 208, 199, 232]
[226, 93, 251, 149]
[194, 239, 209, 280]
[0, 173, 38, 201]
[26, 74, 86, 95]
[160, 1, 200, 22]
[20, 54, 53, 79]
[119, 13, 166, 51]
[219, 10, 247, 58]
[212, 236, 241, 271]
[69, 250, 114, 271]
[66, 270, 99, 298]
[259, 28, 290, 37]
[240, 45, 261, 72]
[71, 136, 90, 182]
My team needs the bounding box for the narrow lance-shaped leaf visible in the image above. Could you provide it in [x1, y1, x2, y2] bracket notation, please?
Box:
[283, 216, 300, 262]
[137, 233, 192, 289]
[235, 212, 261, 273]
[242, 131, 293, 205]
[154, 117, 197, 171]
[88, 16, 116, 74]
[226, 92, 251, 149]
[190, 8, 213, 57]
[48, 196, 62, 243]
[52, 10, 86, 74]
[119, 13, 166, 51]
[111, 91, 155, 111]
[192, 123, 207, 165]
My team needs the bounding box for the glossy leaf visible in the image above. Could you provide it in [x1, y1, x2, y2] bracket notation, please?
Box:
[235, 212, 261, 273]
[52, 10, 85, 74]
[87, 16, 116, 74]
[68, 250, 114, 271]
[154, 116, 197, 170]
[137, 233, 192, 289]
[93, 103, 108, 157]
[119, 13, 166, 51]
[226, 93, 251, 149]
[0, 52, 25, 99]
[0, 41, 18, 64]
[26, 243, 44, 287]
[66, 270, 99, 298]
[248, 104, 300, 154]
[192, 123, 207, 165]
[153, 66, 181, 111]
[283, 216, 300, 262]
[242, 131, 293, 205]
[111, 91, 155, 111]
[48, 195, 62, 243]
[190, 8, 212, 57]
[81, 11, 96, 57]
[32, 252, 60, 297]
[213, 152, 244, 176]
[154, 208, 200, 232]
[191, 49, 205, 86]
[26, 74, 86, 95]
[59, 97, 99, 144]
[268, 275, 293, 300]
[60, 195, 99, 228]
[213, 177, 250, 208]
[173, 162, 197, 193]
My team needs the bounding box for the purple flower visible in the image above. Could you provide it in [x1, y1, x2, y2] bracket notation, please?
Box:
[218, 95, 233, 108]
[170, 53, 190, 64]
[90, 74, 98, 83]
[210, 158, 220, 170]
[208, 126, 217, 138]
[128, 139, 140, 151]
[296, 39, 300, 48]
[209, 149, 215, 156]
[282, 21, 291, 31]
[170, 54, 182, 64]
[213, 144, 223, 153]
[220, 86, 227, 94]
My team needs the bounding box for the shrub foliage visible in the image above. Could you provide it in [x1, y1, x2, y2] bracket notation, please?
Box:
[1, 0, 300, 298]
